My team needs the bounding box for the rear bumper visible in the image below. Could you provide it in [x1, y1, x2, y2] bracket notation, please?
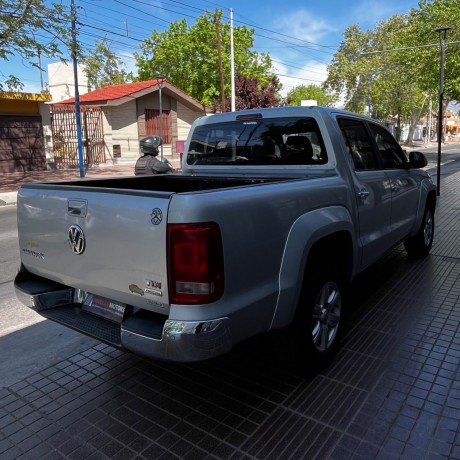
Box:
[14, 271, 232, 363]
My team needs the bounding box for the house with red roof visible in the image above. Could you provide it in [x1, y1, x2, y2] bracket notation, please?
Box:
[51, 79, 206, 167]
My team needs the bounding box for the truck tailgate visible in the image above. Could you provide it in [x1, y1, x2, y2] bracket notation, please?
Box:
[17, 185, 172, 314]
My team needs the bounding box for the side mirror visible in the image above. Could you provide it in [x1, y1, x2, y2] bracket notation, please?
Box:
[409, 151, 427, 169]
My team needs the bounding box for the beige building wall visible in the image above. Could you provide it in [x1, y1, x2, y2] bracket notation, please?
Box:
[177, 102, 201, 141]
[39, 103, 53, 163]
[102, 101, 140, 164]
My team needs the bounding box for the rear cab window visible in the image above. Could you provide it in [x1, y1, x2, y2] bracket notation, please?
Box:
[186, 117, 328, 166]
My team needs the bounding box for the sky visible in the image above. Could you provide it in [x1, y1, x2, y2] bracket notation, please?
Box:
[4, 0, 422, 95]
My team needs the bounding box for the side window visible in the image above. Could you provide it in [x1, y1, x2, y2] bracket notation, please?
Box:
[368, 123, 407, 169]
[338, 118, 377, 170]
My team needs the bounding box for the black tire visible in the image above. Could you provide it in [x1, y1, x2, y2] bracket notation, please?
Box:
[274, 266, 344, 372]
[404, 206, 434, 258]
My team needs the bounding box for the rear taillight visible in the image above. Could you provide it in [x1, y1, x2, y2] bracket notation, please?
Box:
[167, 223, 224, 304]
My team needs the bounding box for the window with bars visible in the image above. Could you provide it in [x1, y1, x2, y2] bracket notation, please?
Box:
[145, 109, 170, 144]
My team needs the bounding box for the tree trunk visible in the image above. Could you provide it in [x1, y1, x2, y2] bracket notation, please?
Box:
[403, 95, 428, 146]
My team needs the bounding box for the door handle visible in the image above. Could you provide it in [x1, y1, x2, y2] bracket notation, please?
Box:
[391, 183, 401, 192]
[357, 189, 370, 198]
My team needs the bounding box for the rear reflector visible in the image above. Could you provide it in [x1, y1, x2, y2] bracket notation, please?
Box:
[168, 222, 224, 304]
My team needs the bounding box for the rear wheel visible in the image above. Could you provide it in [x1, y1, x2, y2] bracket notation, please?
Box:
[310, 280, 342, 354]
[275, 266, 344, 372]
[404, 206, 434, 258]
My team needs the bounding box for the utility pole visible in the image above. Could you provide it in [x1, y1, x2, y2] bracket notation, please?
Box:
[158, 78, 164, 160]
[427, 97, 432, 144]
[435, 27, 450, 196]
[71, 0, 85, 178]
[37, 49, 44, 92]
[214, 10, 226, 112]
[230, 8, 235, 112]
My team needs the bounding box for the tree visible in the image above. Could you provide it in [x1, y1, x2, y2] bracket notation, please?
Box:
[407, 0, 460, 102]
[0, 0, 71, 91]
[81, 39, 134, 89]
[213, 75, 281, 112]
[324, 1, 460, 144]
[323, 24, 374, 114]
[134, 11, 277, 107]
[324, 15, 431, 144]
[286, 84, 337, 107]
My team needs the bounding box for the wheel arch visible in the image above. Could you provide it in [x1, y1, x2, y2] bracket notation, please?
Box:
[426, 189, 437, 213]
[271, 206, 357, 330]
[409, 187, 437, 238]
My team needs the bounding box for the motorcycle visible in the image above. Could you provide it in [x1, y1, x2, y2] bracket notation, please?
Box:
[134, 135, 176, 176]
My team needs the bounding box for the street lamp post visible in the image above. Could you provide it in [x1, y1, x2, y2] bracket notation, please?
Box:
[435, 27, 451, 197]
[71, 0, 85, 178]
[158, 78, 164, 160]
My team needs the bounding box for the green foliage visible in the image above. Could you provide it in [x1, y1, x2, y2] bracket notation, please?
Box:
[324, 24, 375, 113]
[286, 84, 337, 107]
[0, 0, 71, 91]
[82, 39, 134, 89]
[134, 11, 277, 106]
[410, 0, 460, 101]
[325, 0, 460, 121]
[0, 75, 24, 92]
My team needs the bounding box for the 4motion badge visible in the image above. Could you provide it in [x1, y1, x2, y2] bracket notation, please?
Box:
[68, 225, 86, 255]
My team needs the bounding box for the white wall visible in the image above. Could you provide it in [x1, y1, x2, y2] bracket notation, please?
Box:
[48, 62, 89, 102]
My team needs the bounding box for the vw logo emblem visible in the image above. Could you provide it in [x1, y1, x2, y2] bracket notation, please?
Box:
[68, 225, 86, 255]
[151, 208, 163, 225]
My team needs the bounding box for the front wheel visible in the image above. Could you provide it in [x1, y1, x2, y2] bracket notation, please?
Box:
[274, 267, 344, 372]
[404, 206, 434, 258]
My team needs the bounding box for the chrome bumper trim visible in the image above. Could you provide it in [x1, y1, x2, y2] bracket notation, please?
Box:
[121, 318, 232, 362]
[15, 279, 232, 363]
[15, 285, 74, 311]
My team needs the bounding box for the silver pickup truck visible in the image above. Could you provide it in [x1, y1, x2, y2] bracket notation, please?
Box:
[14, 106, 436, 370]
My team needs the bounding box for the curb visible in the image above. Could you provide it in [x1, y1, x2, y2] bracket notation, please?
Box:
[0, 191, 18, 206]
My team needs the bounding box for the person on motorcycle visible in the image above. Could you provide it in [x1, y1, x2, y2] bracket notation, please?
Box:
[134, 135, 174, 175]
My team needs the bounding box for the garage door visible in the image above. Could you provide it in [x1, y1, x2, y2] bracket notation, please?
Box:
[0, 115, 46, 173]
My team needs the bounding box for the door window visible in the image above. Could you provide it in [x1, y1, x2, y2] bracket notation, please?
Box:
[338, 118, 377, 170]
[368, 123, 408, 169]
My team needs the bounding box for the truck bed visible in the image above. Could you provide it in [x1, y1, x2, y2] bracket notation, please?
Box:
[21, 174, 290, 194]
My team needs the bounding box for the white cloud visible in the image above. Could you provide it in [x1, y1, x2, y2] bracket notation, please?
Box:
[266, 8, 336, 98]
[273, 60, 328, 97]
[275, 10, 336, 43]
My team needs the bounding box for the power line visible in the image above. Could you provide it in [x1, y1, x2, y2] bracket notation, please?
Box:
[11, 0, 340, 92]
[361, 40, 460, 55]
[81, 0, 338, 59]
